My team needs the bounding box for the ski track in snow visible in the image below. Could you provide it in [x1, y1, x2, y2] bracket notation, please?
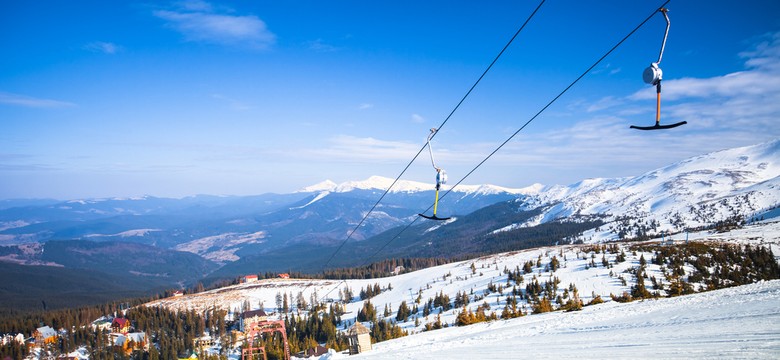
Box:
[343, 280, 780, 359]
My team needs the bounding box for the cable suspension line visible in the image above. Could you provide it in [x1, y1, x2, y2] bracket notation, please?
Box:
[308, 0, 548, 301]
[326, 1, 673, 299]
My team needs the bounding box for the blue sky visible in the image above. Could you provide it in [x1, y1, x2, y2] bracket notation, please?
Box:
[2, 0, 779, 199]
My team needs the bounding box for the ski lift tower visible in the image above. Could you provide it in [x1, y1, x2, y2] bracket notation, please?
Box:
[242, 319, 290, 360]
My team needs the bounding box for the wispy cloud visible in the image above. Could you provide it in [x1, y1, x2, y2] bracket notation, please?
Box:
[0, 92, 76, 108]
[588, 31, 780, 133]
[211, 93, 252, 110]
[411, 114, 425, 123]
[303, 135, 420, 163]
[307, 39, 338, 52]
[154, 1, 275, 49]
[84, 41, 121, 54]
[358, 103, 373, 110]
[593, 63, 621, 76]
[508, 31, 780, 184]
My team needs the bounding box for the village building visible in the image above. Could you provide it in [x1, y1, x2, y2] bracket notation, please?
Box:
[172, 290, 185, 297]
[111, 318, 131, 334]
[392, 265, 405, 275]
[34, 326, 58, 345]
[112, 332, 148, 353]
[346, 322, 372, 355]
[295, 345, 328, 358]
[194, 334, 215, 351]
[240, 274, 259, 283]
[277, 273, 290, 279]
[240, 309, 268, 332]
[0, 333, 25, 345]
[90, 316, 113, 332]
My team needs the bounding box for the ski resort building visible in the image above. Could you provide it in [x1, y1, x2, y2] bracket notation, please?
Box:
[240, 309, 268, 332]
[112, 332, 148, 354]
[346, 322, 372, 355]
[295, 345, 328, 358]
[33, 326, 57, 345]
[111, 318, 131, 334]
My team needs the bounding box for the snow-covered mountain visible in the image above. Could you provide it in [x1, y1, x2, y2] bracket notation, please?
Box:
[299, 175, 539, 196]
[506, 139, 780, 241]
[2, 139, 778, 277]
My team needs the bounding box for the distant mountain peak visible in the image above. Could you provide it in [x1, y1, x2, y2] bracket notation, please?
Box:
[297, 180, 338, 193]
[299, 175, 541, 195]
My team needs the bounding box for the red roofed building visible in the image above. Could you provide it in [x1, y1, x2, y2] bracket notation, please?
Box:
[241, 274, 259, 283]
[277, 273, 290, 279]
[111, 318, 131, 334]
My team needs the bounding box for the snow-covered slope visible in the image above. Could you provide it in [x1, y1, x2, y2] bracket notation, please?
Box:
[147, 220, 780, 359]
[513, 139, 780, 241]
[350, 279, 780, 359]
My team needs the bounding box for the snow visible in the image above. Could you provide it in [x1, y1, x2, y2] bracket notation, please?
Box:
[344, 280, 780, 359]
[84, 228, 161, 238]
[497, 138, 780, 242]
[290, 191, 331, 209]
[148, 218, 780, 359]
[298, 176, 536, 195]
[299, 180, 339, 193]
[174, 231, 267, 262]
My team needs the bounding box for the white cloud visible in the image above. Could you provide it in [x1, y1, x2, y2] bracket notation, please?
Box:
[411, 114, 425, 123]
[358, 103, 374, 110]
[0, 92, 76, 108]
[629, 31, 780, 103]
[582, 31, 780, 134]
[84, 41, 121, 54]
[154, 2, 275, 49]
[505, 31, 780, 184]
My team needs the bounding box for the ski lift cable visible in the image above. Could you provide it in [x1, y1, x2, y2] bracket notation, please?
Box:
[316, 0, 669, 304]
[316, 0, 548, 275]
[311, 0, 548, 301]
[436, 0, 672, 206]
[337, 0, 672, 289]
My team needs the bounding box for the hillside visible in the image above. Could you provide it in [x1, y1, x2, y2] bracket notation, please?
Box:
[0, 240, 218, 310]
[0, 262, 168, 311]
[145, 218, 780, 358]
[1, 139, 778, 308]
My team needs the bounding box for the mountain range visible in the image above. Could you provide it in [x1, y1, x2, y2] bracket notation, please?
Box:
[0, 139, 778, 309]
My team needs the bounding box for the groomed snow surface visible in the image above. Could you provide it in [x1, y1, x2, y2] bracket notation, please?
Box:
[341, 280, 780, 359]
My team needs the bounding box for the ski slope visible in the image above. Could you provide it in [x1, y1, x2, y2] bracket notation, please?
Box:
[340, 279, 780, 359]
[148, 220, 780, 360]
